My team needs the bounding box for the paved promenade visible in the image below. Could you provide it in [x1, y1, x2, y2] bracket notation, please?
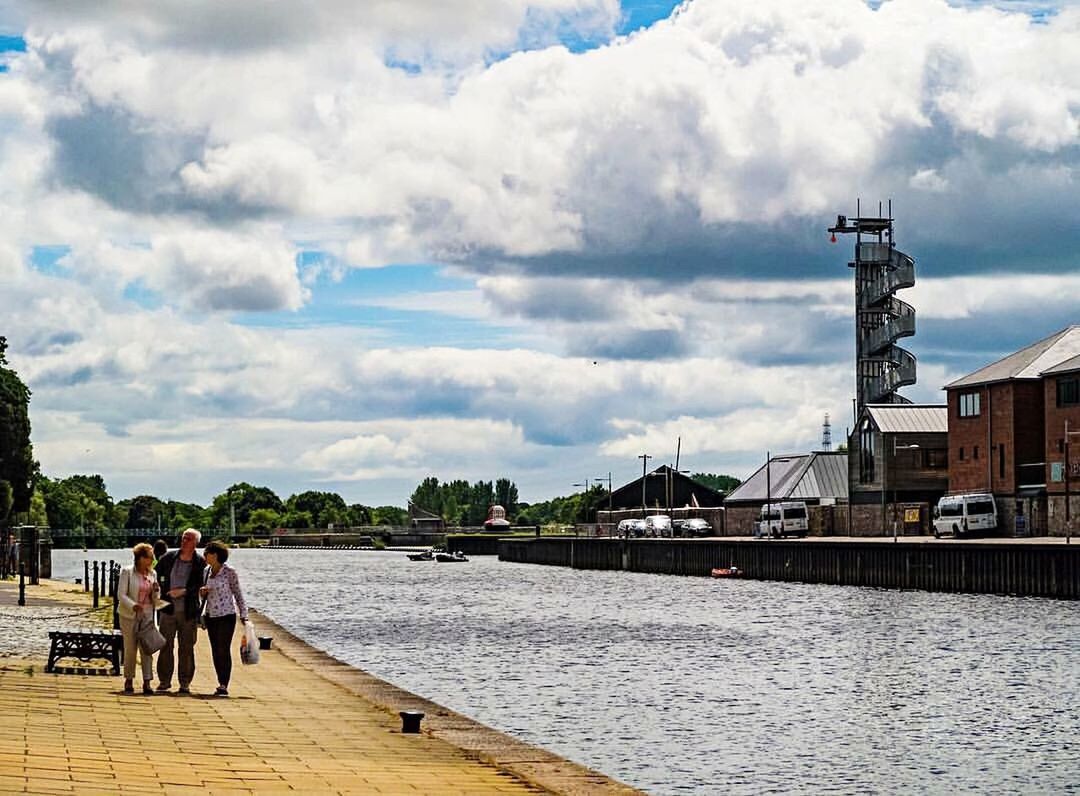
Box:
[0, 579, 640, 795]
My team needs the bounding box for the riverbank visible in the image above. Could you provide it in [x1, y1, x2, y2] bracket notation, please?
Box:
[0, 579, 639, 795]
[498, 536, 1080, 598]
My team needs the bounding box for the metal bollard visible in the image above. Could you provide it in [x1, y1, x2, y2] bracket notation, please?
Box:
[399, 711, 425, 734]
[84, 560, 90, 592]
[18, 565, 25, 606]
[92, 563, 99, 609]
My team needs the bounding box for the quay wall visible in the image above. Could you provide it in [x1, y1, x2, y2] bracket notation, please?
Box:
[498, 538, 1080, 599]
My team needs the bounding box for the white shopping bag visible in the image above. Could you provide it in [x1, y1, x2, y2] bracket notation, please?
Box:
[240, 620, 260, 665]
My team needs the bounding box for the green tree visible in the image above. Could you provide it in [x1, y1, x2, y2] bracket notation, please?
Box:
[370, 505, 407, 525]
[495, 478, 519, 517]
[346, 503, 372, 526]
[0, 337, 34, 520]
[285, 490, 347, 529]
[0, 480, 11, 524]
[281, 509, 314, 529]
[246, 507, 281, 533]
[122, 495, 167, 529]
[690, 473, 742, 494]
[208, 483, 284, 531]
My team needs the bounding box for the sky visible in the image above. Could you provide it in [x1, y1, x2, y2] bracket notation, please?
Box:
[1, 0, 1078, 508]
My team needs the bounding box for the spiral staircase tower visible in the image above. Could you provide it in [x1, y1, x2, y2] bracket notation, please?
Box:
[828, 205, 916, 413]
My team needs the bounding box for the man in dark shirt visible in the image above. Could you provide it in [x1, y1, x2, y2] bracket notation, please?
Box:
[154, 528, 206, 694]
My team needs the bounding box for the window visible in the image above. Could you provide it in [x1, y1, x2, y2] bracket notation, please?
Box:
[923, 449, 948, 469]
[1058, 377, 1080, 407]
[959, 447, 965, 461]
[974, 445, 979, 460]
[959, 392, 981, 417]
[859, 420, 875, 484]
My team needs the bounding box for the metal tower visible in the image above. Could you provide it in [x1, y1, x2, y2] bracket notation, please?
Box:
[829, 202, 916, 413]
[822, 413, 832, 451]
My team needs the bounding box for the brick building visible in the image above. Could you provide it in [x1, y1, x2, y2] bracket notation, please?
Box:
[846, 404, 949, 535]
[944, 326, 1080, 536]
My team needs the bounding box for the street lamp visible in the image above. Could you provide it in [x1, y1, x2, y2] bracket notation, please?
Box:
[638, 454, 652, 516]
[890, 441, 920, 542]
[572, 480, 589, 529]
[594, 473, 613, 535]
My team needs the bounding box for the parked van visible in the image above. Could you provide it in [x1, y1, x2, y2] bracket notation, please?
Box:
[757, 502, 809, 538]
[645, 515, 673, 537]
[933, 493, 997, 538]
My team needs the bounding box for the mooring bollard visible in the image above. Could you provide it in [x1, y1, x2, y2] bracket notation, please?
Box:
[84, 560, 89, 592]
[258, 637, 273, 650]
[18, 564, 26, 606]
[92, 563, 99, 609]
[399, 711, 425, 734]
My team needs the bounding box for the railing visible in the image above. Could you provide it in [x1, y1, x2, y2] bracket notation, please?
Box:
[862, 297, 916, 354]
[866, 347, 917, 403]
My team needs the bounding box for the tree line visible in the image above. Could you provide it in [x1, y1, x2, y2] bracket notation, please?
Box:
[2, 335, 740, 545]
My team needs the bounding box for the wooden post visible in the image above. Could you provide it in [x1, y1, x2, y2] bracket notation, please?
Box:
[84, 560, 89, 592]
[92, 563, 99, 609]
[18, 564, 25, 606]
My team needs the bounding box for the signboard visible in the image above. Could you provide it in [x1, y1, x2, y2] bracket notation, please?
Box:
[1051, 462, 1064, 482]
[904, 508, 920, 523]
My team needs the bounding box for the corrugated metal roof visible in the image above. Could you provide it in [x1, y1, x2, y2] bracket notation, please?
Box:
[946, 326, 1080, 388]
[865, 404, 948, 434]
[726, 452, 848, 503]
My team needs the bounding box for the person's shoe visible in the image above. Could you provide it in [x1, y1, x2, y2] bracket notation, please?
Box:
[214, 686, 229, 697]
[123, 679, 134, 694]
[156, 682, 171, 693]
[178, 684, 190, 695]
[142, 681, 154, 695]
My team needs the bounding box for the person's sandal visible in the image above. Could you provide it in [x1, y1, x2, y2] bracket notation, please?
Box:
[214, 686, 229, 697]
[143, 681, 154, 695]
[123, 679, 134, 694]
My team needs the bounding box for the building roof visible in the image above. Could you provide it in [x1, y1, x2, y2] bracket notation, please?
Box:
[606, 465, 726, 510]
[945, 326, 1080, 388]
[1041, 352, 1080, 376]
[725, 452, 848, 504]
[864, 404, 948, 434]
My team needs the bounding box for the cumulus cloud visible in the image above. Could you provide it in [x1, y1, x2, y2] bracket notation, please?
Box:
[1, 0, 1079, 504]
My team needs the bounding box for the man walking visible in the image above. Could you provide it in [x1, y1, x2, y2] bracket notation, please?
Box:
[155, 528, 206, 694]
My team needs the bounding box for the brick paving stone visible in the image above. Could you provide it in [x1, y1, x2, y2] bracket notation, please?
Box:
[0, 578, 641, 795]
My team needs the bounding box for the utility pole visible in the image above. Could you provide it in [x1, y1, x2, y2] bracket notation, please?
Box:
[638, 454, 652, 516]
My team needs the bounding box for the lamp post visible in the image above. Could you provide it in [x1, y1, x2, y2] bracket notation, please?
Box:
[572, 480, 589, 529]
[638, 454, 652, 516]
[891, 441, 920, 542]
[594, 473, 613, 535]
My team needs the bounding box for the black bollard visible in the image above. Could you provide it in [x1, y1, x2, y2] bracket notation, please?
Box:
[258, 637, 273, 650]
[399, 711, 425, 734]
[18, 564, 25, 606]
[92, 563, 99, 609]
[84, 560, 90, 592]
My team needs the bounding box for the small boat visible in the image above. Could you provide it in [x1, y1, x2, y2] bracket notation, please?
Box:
[710, 566, 742, 578]
[435, 551, 469, 563]
[407, 550, 434, 561]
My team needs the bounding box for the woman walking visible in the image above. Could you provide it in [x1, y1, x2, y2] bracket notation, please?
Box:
[117, 542, 165, 694]
[199, 540, 249, 697]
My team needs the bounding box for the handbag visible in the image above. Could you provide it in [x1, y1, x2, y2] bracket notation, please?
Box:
[136, 613, 166, 655]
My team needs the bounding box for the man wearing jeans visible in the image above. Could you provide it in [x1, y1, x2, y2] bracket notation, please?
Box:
[154, 528, 206, 694]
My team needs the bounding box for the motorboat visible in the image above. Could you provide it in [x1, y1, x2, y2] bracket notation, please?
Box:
[710, 566, 742, 578]
[435, 551, 469, 563]
[406, 550, 434, 561]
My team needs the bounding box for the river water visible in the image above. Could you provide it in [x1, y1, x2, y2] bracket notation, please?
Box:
[53, 548, 1080, 795]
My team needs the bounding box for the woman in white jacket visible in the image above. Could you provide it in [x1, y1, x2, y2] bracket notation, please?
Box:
[117, 542, 165, 694]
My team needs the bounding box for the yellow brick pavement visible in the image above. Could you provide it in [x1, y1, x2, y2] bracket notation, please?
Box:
[0, 581, 640, 795]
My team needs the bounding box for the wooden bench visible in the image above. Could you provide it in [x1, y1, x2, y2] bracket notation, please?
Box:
[47, 629, 123, 675]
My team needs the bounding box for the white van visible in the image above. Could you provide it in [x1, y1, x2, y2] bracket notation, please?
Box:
[757, 502, 809, 539]
[933, 493, 997, 538]
[645, 515, 673, 537]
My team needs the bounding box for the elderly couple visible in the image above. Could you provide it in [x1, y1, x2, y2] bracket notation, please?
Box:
[117, 528, 249, 697]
